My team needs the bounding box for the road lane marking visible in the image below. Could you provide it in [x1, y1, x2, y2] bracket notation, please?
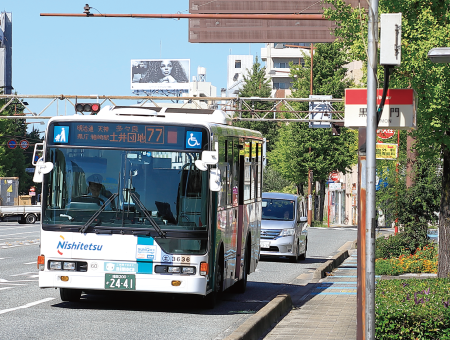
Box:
[0, 231, 40, 237]
[23, 261, 37, 265]
[0, 282, 26, 286]
[0, 287, 14, 291]
[0, 226, 40, 231]
[10, 272, 36, 277]
[0, 298, 55, 315]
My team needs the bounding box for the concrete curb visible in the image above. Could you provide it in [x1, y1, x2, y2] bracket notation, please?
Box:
[224, 294, 292, 340]
[313, 249, 350, 279]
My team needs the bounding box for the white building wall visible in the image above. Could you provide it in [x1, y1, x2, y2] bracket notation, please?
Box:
[261, 43, 311, 97]
[227, 55, 254, 96]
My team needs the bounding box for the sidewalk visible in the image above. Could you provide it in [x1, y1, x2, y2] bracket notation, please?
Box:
[263, 249, 358, 340]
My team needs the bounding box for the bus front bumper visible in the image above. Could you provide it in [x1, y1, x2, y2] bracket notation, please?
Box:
[39, 271, 208, 296]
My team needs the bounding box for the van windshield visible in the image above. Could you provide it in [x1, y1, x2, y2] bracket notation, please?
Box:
[262, 199, 295, 221]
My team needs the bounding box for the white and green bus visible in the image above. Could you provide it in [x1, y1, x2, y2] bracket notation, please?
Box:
[35, 105, 264, 308]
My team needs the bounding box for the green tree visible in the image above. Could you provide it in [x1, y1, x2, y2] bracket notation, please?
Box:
[0, 96, 31, 195]
[234, 56, 280, 153]
[263, 165, 296, 194]
[269, 42, 358, 221]
[324, 0, 450, 277]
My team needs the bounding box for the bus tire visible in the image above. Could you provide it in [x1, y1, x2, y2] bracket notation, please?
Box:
[204, 254, 223, 309]
[60, 288, 82, 302]
[234, 245, 249, 294]
[25, 214, 37, 224]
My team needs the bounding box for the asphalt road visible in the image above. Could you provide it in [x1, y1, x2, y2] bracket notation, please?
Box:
[0, 222, 357, 340]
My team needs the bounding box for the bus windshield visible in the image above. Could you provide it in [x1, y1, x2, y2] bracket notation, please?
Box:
[43, 147, 208, 254]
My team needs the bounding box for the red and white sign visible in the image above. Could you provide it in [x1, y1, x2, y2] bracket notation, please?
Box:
[344, 89, 416, 129]
[330, 172, 340, 182]
[377, 129, 395, 139]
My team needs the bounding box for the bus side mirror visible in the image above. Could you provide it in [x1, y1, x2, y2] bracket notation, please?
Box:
[209, 168, 221, 192]
[33, 158, 54, 183]
[195, 142, 219, 171]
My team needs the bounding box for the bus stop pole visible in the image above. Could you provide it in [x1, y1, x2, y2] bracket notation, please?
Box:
[365, 0, 379, 338]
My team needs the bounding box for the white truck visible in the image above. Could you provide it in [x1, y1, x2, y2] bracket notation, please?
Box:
[0, 204, 41, 224]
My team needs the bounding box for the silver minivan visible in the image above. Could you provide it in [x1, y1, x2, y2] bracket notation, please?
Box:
[260, 192, 308, 262]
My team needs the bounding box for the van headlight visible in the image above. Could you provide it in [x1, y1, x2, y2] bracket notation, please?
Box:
[279, 228, 295, 237]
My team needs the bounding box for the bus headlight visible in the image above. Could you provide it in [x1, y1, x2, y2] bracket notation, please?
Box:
[49, 261, 62, 270]
[63, 262, 76, 271]
[182, 267, 195, 275]
[168, 266, 181, 273]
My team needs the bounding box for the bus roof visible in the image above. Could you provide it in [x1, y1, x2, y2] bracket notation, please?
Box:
[47, 105, 232, 126]
[47, 105, 263, 140]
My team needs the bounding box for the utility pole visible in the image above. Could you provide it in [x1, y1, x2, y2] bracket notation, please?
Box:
[308, 43, 314, 226]
[365, 0, 378, 339]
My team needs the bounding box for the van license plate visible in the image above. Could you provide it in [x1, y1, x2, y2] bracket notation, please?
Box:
[260, 241, 270, 249]
[105, 274, 136, 290]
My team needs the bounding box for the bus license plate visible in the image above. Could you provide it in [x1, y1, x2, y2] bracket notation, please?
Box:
[105, 274, 136, 290]
[260, 241, 270, 249]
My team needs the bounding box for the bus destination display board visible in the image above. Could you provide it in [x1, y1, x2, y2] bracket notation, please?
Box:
[49, 122, 205, 150]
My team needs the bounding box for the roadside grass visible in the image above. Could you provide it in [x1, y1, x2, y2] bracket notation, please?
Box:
[376, 278, 450, 339]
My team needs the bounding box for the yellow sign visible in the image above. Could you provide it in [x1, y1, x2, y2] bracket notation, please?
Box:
[376, 143, 398, 160]
[7, 185, 12, 193]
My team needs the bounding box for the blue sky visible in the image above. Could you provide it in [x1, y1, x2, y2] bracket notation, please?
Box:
[4, 1, 263, 121]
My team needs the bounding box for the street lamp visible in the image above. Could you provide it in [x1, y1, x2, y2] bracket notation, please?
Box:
[428, 47, 450, 63]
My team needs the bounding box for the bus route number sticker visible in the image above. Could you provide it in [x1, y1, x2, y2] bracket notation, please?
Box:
[104, 274, 136, 290]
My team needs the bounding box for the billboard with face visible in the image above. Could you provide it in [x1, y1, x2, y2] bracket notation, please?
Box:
[131, 59, 190, 91]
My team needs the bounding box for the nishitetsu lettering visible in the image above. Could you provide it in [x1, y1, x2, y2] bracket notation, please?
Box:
[57, 241, 103, 251]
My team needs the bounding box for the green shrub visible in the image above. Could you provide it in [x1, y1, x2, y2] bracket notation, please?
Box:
[376, 233, 410, 259]
[375, 244, 438, 276]
[376, 278, 450, 339]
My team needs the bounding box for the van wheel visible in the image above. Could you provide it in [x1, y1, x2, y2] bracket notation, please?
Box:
[299, 239, 307, 261]
[60, 288, 81, 302]
[25, 214, 37, 224]
[289, 241, 300, 263]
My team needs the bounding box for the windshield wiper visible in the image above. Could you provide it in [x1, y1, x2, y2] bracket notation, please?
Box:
[130, 192, 166, 238]
[80, 193, 118, 233]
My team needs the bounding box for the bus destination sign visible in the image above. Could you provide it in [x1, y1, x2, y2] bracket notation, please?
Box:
[49, 122, 205, 151]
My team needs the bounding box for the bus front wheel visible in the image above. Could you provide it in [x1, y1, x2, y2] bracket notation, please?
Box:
[60, 288, 82, 302]
[204, 259, 223, 309]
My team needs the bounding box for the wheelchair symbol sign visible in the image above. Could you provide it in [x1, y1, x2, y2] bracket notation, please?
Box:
[186, 131, 202, 149]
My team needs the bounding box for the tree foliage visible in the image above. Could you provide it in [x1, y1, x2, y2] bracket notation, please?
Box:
[323, 0, 450, 277]
[0, 96, 40, 194]
[233, 56, 280, 153]
[262, 166, 296, 194]
[269, 42, 358, 220]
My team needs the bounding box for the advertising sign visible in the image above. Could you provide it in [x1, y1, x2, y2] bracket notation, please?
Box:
[344, 89, 416, 129]
[377, 129, 396, 139]
[376, 143, 398, 160]
[131, 59, 190, 91]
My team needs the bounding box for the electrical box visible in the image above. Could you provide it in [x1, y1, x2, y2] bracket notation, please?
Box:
[380, 13, 402, 66]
